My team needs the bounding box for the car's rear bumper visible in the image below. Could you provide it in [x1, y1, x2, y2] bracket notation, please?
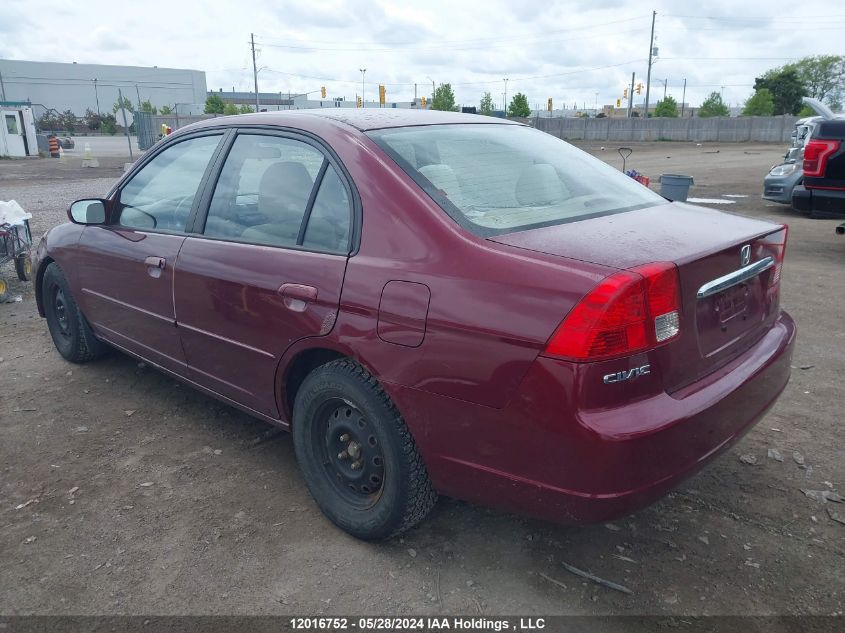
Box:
[792, 185, 845, 218]
[393, 311, 795, 524]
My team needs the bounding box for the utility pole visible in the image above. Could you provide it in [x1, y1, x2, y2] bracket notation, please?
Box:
[93, 78, 100, 115]
[644, 10, 656, 119]
[594, 91, 599, 115]
[503, 78, 509, 112]
[414, 83, 417, 105]
[251, 33, 260, 112]
[117, 88, 133, 160]
[681, 78, 687, 117]
[360, 68, 367, 107]
[628, 72, 635, 118]
[135, 84, 142, 110]
[663, 78, 667, 99]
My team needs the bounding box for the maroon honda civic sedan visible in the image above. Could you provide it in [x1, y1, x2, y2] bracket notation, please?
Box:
[33, 110, 795, 539]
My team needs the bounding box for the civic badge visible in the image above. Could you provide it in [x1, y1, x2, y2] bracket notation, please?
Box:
[740, 244, 751, 267]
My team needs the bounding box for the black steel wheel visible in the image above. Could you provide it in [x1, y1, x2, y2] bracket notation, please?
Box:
[15, 254, 32, 282]
[316, 399, 386, 507]
[293, 359, 437, 540]
[42, 263, 106, 363]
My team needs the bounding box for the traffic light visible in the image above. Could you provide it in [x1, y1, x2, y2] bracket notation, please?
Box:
[547, 97, 553, 112]
[321, 86, 327, 99]
[356, 95, 362, 108]
[623, 88, 628, 99]
[379, 84, 386, 106]
[616, 98, 621, 108]
[636, 82, 643, 95]
[420, 96, 427, 107]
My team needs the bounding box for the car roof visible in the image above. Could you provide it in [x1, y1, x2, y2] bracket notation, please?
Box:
[184, 108, 521, 134]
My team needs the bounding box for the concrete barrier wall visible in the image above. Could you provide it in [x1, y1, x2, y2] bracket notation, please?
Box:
[530, 115, 797, 143]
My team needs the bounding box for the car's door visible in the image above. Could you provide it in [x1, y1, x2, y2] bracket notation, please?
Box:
[174, 131, 354, 418]
[75, 132, 226, 373]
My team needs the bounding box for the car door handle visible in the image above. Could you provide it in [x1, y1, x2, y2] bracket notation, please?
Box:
[144, 256, 166, 278]
[278, 283, 318, 312]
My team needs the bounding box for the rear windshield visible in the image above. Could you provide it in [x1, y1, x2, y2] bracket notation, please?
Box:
[368, 124, 664, 237]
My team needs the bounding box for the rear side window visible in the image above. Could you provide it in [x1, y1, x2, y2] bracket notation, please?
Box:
[203, 134, 350, 253]
[117, 135, 221, 232]
[368, 124, 664, 237]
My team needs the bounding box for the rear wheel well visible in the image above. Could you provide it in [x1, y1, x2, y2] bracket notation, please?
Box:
[35, 256, 55, 317]
[285, 348, 346, 418]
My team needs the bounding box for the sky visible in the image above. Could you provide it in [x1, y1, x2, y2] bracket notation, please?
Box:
[3, 0, 844, 111]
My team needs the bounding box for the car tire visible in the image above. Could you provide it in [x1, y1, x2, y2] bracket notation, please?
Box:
[15, 254, 32, 282]
[292, 358, 437, 540]
[42, 262, 107, 363]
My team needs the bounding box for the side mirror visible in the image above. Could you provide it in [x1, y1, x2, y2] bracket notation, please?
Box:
[68, 199, 107, 225]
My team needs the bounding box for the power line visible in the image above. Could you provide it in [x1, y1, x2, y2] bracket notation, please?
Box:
[255, 15, 648, 49]
[256, 27, 649, 54]
[261, 59, 645, 89]
[663, 13, 845, 21]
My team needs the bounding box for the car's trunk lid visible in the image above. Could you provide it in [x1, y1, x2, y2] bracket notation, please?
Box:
[489, 202, 786, 392]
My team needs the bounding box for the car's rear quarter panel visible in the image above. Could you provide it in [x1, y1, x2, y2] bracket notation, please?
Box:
[318, 124, 614, 409]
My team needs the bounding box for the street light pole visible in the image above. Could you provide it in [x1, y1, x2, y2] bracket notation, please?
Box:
[681, 78, 687, 117]
[503, 78, 509, 112]
[360, 69, 367, 107]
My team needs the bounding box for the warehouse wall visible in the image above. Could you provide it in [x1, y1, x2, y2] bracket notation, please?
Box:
[0, 60, 207, 116]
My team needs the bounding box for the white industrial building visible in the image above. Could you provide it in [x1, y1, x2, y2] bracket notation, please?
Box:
[0, 59, 207, 117]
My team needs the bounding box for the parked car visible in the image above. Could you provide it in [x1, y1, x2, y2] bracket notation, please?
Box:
[58, 137, 75, 150]
[792, 118, 845, 219]
[762, 116, 818, 204]
[33, 110, 796, 539]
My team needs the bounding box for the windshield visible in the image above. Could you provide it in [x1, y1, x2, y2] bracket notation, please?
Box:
[368, 124, 665, 237]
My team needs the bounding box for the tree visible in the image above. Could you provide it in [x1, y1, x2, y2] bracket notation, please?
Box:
[158, 105, 174, 115]
[223, 103, 239, 115]
[84, 108, 102, 131]
[742, 88, 774, 116]
[479, 91, 495, 115]
[754, 67, 805, 115]
[139, 99, 157, 114]
[787, 55, 845, 106]
[112, 95, 134, 114]
[507, 92, 531, 117]
[654, 95, 679, 117]
[431, 83, 457, 111]
[698, 92, 730, 117]
[238, 104, 254, 114]
[37, 111, 60, 131]
[204, 93, 226, 114]
[101, 113, 117, 135]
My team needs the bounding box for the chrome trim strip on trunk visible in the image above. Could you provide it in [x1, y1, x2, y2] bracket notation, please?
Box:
[696, 257, 774, 299]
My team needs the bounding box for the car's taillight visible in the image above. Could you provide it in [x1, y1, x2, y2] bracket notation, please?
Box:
[803, 139, 841, 178]
[544, 262, 681, 361]
[757, 225, 788, 290]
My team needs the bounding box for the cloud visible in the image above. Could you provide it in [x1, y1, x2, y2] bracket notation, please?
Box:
[2, 0, 842, 111]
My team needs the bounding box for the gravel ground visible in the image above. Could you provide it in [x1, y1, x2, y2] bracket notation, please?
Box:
[0, 141, 843, 617]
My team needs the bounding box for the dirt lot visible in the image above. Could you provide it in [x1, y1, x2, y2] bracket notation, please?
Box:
[1, 140, 843, 617]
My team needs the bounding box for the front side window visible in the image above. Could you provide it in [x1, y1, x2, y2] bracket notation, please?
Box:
[368, 124, 665, 237]
[203, 134, 350, 253]
[116, 134, 221, 232]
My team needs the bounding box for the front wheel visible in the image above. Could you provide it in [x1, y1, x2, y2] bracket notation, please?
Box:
[293, 359, 437, 540]
[42, 263, 107, 363]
